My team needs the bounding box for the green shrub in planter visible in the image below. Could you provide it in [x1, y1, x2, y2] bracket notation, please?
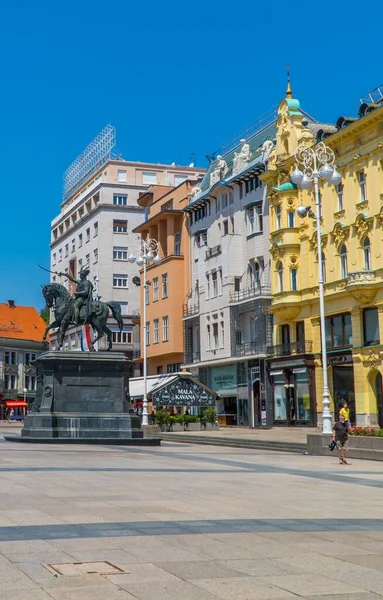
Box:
[202, 407, 217, 425]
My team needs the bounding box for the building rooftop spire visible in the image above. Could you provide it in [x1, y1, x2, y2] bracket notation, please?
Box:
[286, 65, 293, 99]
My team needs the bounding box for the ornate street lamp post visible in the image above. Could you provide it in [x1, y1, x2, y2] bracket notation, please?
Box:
[291, 142, 342, 434]
[128, 236, 161, 426]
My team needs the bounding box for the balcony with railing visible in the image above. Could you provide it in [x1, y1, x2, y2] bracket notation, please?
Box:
[205, 245, 221, 260]
[347, 270, 377, 303]
[234, 342, 267, 357]
[183, 352, 201, 364]
[229, 285, 271, 303]
[183, 303, 200, 318]
[267, 340, 313, 358]
[348, 270, 376, 284]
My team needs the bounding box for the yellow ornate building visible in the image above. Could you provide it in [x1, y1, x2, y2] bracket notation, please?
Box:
[263, 84, 383, 427]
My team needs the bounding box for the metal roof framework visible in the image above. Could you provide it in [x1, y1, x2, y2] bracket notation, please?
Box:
[63, 124, 116, 200]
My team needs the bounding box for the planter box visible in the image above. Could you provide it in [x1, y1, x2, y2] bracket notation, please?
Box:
[307, 433, 383, 461]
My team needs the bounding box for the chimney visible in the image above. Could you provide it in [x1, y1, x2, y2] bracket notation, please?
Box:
[8, 300, 15, 308]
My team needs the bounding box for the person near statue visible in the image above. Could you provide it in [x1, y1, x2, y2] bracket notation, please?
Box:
[56, 266, 94, 325]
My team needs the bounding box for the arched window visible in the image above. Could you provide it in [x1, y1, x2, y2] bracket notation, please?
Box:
[321, 252, 326, 284]
[276, 261, 283, 293]
[340, 245, 348, 279]
[248, 262, 261, 289]
[363, 237, 371, 270]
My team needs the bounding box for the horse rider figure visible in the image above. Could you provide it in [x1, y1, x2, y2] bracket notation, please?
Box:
[56, 266, 94, 325]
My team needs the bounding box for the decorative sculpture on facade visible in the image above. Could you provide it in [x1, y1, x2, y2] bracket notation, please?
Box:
[257, 139, 275, 163]
[232, 139, 251, 175]
[189, 186, 202, 200]
[210, 155, 228, 186]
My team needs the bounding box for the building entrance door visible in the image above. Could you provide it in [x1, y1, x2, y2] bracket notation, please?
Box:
[375, 372, 383, 428]
[332, 366, 355, 424]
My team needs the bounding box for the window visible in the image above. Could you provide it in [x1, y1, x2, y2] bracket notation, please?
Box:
[223, 219, 229, 235]
[249, 262, 260, 289]
[247, 203, 263, 235]
[281, 324, 290, 354]
[229, 191, 234, 204]
[153, 319, 159, 344]
[336, 182, 344, 211]
[113, 247, 128, 260]
[213, 323, 219, 349]
[52, 253, 56, 266]
[4, 374, 16, 389]
[236, 330, 242, 345]
[142, 172, 157, 185]
[291, 268, 298, 291]
[174, 232, 181, 255]
[275, 205, 281, 230]
[288, 211, 295, 228]
[358, 171, 367, 203]
[5, 351, 16, 365]
[25, 375, 36, 391]
[157, 366, 163, 374]
[78, 233, 83, 247]
[325, 313, 352, 349]
[220, 321, 224, 348]
[196, 232, 207, 247]
[222, 193, 228, 209]
[239, 183, 243, 199]
[113, 194, 127, 206]
[162, 273, 168, 298]
[93, 249, 98, 263]
[25, 353, 36, 365]
[321, 252, 326, 284]
[234, 277, 241, 293]
[363, 308, 379, 346]
[296, 321, 305, 348]
[145, 322, 150, 346]
[112, 331, 132, 344]
[113, 274, 128, 288]
[86, 228, 90, 242]
[207, 325, 211, 350]
[363, 237, 371, 270]
[167, 363, 181, 373]
[206, 274, 210, 299]
[113, 220, 127, 234]
[85, 254, 90, 265]
[276, 262, 283, 293]
[65, 244, 69, 257]
[78, 258, 83, 270]
[212, 271, 218, 297]
[163, 316, 169, 341]
[174, 175, 187, 186]
[117, 169, 127, 182]
[151, 277, 159, 302]
[119, 302, 128, 315]
[145, 285, 150, 305]
[162, 199, 173, 211]
[94, 222, 98, 237]
[339, 244, 348, 278]
[218, 268, 223, 296]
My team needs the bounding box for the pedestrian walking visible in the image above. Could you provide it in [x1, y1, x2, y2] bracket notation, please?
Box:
[332, 414, 349, 465]
[339, 401, 351, 428]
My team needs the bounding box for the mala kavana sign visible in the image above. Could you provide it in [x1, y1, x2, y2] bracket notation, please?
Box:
[152, 378, 216, 407]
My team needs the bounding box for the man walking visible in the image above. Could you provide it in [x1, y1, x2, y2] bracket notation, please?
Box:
[332, 414, 349, 465]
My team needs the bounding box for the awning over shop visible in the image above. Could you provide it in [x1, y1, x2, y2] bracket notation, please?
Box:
[5, 401, 27, 408]
[130, 373, 217, 407]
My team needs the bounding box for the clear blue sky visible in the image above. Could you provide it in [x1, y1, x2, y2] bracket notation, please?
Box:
[1, 0, 381, 310]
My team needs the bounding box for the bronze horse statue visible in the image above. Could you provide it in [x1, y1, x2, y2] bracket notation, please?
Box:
[42, 283, 123, 351]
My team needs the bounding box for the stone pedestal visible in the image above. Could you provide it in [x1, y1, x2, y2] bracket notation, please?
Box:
[5, 351, 160, 446]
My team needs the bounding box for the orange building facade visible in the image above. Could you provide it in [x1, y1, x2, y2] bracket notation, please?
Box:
[134, 181, 198, 375]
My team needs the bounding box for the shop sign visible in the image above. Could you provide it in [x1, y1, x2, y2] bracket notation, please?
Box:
[152, 377, 216, 407]
[328, 354, 353, 366]
[210, 366, 237, 393]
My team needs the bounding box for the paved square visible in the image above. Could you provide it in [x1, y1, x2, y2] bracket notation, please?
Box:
[1, 428, 383, 599]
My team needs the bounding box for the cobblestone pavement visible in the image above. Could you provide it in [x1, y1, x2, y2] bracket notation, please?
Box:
[1, 427, 383, 600]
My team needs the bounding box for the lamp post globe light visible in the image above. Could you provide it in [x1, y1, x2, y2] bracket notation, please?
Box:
[128, 235, 161, 427]
[292, 142, 342, 435]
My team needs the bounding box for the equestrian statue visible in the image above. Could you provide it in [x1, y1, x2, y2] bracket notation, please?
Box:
[40, 265, 123, 351]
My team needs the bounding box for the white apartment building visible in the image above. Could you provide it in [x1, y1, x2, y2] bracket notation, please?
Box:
[50, 158, 204, 356]
[183, 122, 276, 427]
